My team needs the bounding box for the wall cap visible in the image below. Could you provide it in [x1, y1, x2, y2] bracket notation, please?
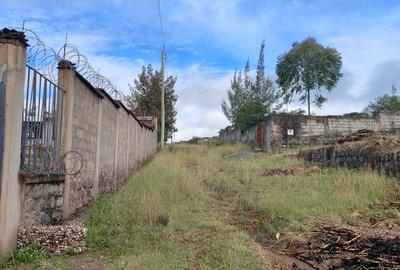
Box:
[0, 28, 28, 47]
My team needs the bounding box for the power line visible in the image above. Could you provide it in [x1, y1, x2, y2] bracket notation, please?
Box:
[157, 0, 165, 50]
[157, 0, 166, 147]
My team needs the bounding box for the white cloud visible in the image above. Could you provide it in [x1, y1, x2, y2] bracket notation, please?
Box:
[3, 0, 400, 142]
[172, 65, 231, 141]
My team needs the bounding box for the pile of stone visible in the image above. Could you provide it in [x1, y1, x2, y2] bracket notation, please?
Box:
[337, 129, 376, 144]
[18, 224, 87, 254]
[225, 151, 262, 160]
[333, 129, 400, 154]
[262, 166, 321, 176]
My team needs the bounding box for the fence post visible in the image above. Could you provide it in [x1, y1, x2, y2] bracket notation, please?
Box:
[0, 29, 27, 257]
[93, 98, 103, 195]
[57, 60, 75, 219]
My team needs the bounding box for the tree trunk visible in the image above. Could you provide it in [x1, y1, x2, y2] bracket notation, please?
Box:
[307, 89, 311, 116]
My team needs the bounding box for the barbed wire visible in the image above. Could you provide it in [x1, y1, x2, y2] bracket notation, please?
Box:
[14, 27, 127, 103]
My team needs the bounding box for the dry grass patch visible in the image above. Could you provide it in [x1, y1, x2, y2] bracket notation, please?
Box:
[12, 143, 399, 269]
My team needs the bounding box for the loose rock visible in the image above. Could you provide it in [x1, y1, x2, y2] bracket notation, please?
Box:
[17, 224, 87, 254]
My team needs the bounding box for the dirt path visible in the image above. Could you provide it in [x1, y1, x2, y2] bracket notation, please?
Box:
[208, 187, 309, 270]
[245, 239, 313, 270]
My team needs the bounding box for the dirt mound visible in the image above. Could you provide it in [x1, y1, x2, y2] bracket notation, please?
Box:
[286, 223, 400, 269]
[262, 166, 322, 176]
[334, 129, 400, 153]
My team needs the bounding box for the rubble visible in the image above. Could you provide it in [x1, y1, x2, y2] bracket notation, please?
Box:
[337, 129, 377, 144]
[225, 151, 263, 160]
[262, 166, 322, 176]
[298, 129, 400, 177]
[334, 129, 398, 153]
[17, 224, 87, 254]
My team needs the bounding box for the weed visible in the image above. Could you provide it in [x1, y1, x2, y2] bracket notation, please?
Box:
[0, 257, 8, 269]
[9, 233, 49, 268]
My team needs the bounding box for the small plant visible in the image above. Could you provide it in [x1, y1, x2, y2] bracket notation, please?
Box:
[0, 257, 8, 269]
[13, 234, 50, 266]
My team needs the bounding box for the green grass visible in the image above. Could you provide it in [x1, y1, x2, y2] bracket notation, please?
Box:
[202, 148, 397, 243]
[12, 143, 399, 269]
[2, 237, 51, 269]
[83, 144, 265, 269]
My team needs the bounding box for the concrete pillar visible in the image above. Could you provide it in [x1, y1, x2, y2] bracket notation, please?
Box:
[0, 29, 27, 257]
[93, 98, 103, 195]
[134, 121, 138, 167]
[140, 127, 143, 162]
[145, 129, 148, 158]
[57, 60, 76, 219]
[114, 108, 119, 181]
[126, 117, 130, 171]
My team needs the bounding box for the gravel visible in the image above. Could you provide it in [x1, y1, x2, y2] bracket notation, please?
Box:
[18, 224, 87, 254]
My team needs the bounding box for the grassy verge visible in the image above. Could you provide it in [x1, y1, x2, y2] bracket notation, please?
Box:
[202, 148, 398, 244]
[10, 143, 399, 269]
[82, 144, 264, 269]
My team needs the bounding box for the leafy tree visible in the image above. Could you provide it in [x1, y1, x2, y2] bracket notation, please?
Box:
[276, 37, 342, 115]
[364, 85, 400, 116]
[127, 64, 178, 143]
[222, 41, 280, 131]
[235, 99, 266, 131]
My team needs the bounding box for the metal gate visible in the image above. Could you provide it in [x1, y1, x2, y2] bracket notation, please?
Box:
[256, 122, 266, 148]
[20, 65, 64, 176]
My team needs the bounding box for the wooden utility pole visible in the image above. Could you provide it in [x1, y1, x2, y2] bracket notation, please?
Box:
[160, 49, 165, 147]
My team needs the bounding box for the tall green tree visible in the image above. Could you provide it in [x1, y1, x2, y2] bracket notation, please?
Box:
[221, 70, 245, 124]
[127, 64, 178, 143]
[254, 41, 266, 98]
[222, 41, 280, 131]
[244, 59, 251, 92]
[276, 37, 342, 115]
[364, 85, 400, 116]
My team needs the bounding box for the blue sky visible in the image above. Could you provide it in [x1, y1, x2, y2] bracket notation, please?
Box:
[2, 0, 400, 140]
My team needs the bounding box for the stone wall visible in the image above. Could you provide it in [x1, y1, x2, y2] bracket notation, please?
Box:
[268, 114, 375, 148]
[60, 71, 157, 217]
[22, 182, 64, 225]
[69, 74, 100, 212]
[127, 117, 138, 170]
[99, 97, 117, 192]
[116, 108, 129, 181]
[0, 32, 158, 256]
[219, 112, 400, 150]
[299, 145, 400, 177]
[20, 63, 158, 225]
